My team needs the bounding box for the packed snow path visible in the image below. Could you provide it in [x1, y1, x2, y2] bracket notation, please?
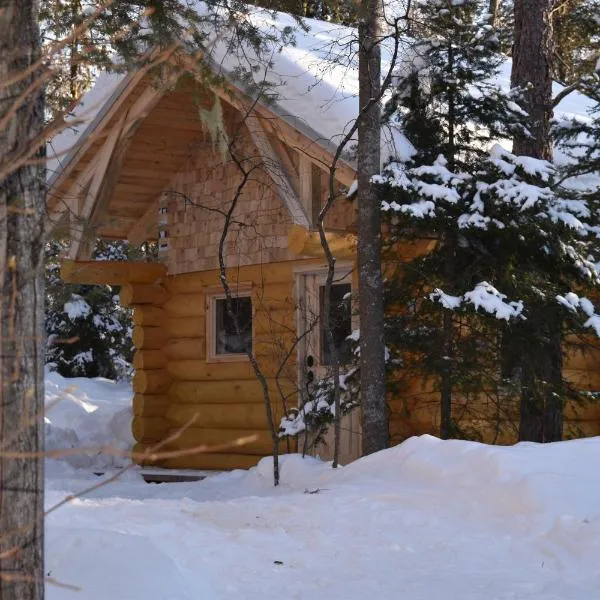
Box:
[46, 435, 600, 599]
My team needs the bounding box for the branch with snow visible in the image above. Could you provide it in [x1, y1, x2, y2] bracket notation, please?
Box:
[279, 367, 360, 439]
[430, 282, 525, 321]
[556, 292, 600, 337]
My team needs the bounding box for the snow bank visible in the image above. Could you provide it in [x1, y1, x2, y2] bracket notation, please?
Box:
[45, 369, 133, 470]
[46, 435, 600, 599]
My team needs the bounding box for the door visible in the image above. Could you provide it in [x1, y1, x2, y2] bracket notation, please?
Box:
[296, 267, 362, 464]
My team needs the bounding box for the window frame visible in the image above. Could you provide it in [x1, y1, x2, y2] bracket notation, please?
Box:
[206, 286, 253, 363]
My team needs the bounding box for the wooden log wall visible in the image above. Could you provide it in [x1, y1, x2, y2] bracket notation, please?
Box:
[121, 281, 172, 451]
[388, 336, 600, 445]
[96, 257, 600, 470]
[126, 260, 307, 470]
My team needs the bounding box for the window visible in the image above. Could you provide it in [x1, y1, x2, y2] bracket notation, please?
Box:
[319, 283, 352, 365]
[209, 294, 252, 359]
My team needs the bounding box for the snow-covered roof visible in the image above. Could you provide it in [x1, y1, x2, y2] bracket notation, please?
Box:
[48, 8, 597, 190]
[47, 73, 130, 184]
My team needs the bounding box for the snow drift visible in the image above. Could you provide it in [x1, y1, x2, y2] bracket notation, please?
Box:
[45, 399, 600, 600]
[45, 368, 133, 470]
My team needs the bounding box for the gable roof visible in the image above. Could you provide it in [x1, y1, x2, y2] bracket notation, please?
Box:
[46, 9, 413, 191]
[47, 8, 598, 244]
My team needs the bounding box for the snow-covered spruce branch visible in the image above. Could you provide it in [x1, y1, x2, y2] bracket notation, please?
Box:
[278, 366, 360, 447]
[429, 282, 525, 321]
[556, 292, 600, 337]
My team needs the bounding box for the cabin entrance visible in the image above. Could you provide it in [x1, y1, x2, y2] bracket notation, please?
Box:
[296, 266, 362, 464]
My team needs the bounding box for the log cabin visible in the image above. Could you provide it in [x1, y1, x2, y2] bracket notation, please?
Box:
[46, 12, 600, 470]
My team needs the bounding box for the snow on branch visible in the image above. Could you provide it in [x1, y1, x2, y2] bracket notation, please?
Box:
[430, 282, 525, 321]
[64, 294, 92, 321]
[556, 292, 600, 337]
[279, 367, 360, 438]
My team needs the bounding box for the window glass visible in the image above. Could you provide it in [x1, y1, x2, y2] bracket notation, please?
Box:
[215, 296, 252, 355]
[319, 283, 352, 365]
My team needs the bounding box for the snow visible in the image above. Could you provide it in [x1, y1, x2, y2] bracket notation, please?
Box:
[464, 281, 525, 320]
[556, 292, 600, 337]
[430, 282, 525, 321]
[45, 369, 133, 469]
[46, 73, 125, 183]
[46, 432, 600, 599]
[430, 288, 462, 309]
[41, 369, 600, 599]
[63, 294, 91, 321]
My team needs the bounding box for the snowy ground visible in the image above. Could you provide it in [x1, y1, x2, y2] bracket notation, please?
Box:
[45, 373, 600, 599]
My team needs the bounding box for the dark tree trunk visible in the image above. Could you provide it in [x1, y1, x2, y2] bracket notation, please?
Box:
[439, 308, 453, 440]
[357, 0, 388, 455]
[511, 0, 563, 442]
[511, 0, 554, 160]
[0, 1, 46, 598]
[518, 316, 564, 442]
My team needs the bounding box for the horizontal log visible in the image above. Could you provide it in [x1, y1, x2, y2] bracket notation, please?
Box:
[253, 309, 296, 336]
[166, 402, 278, 430]
[61, 259, 166, 286]
[163, 338, 206, 360]
[131, 442, 154, 466]
[564, 368, 600, 391]
[563, 346, 600, 371]
[159, 452, 264, 471]
[564, 401, 600, 422]
[253, 334, 298, 359]
[169, 379, 297, 404]
[165, 261, 302, 294]
[164, 316, 205, 338]
[132, 306, 165, 327]
[133, 350, 167, 370]
[167, 427, 273, 455]
[132, 326, 167, 349]
[167, 358, 291, 380]
[387, 239, 438, 262]
[132, 369, 171, 394]
[120, 283, 170, 307]
[133, 394, 171, 417]
[563, 420, 600, 439]
[252, 282, 296, 312]
[389, 418, 439, 442]
[288, 224, 357, 260]
[163, 293, 205, 317]
[131, 416, 170, 443]
[167, 360, 255, 381]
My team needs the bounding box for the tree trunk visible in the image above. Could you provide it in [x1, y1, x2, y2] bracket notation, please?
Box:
[439, 310, 453, 440]
[511, 0, 563, 442]
[489, 0, 500, 27]
[0, 1, 46, 598]
[357, 0, 388, 455]
[511, 0, 554, 160]
[518, 316, 564, 442]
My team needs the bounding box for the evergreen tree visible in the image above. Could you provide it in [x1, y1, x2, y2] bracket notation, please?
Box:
[256, 0, 358, 23]
[377, 0, 600, 441]
[476, 0, 600, 85]
[378, 0, 527, 438]
[553, 76, 600, 188]
[45, 239, 155, 379]
[552, 0, 600, 85]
